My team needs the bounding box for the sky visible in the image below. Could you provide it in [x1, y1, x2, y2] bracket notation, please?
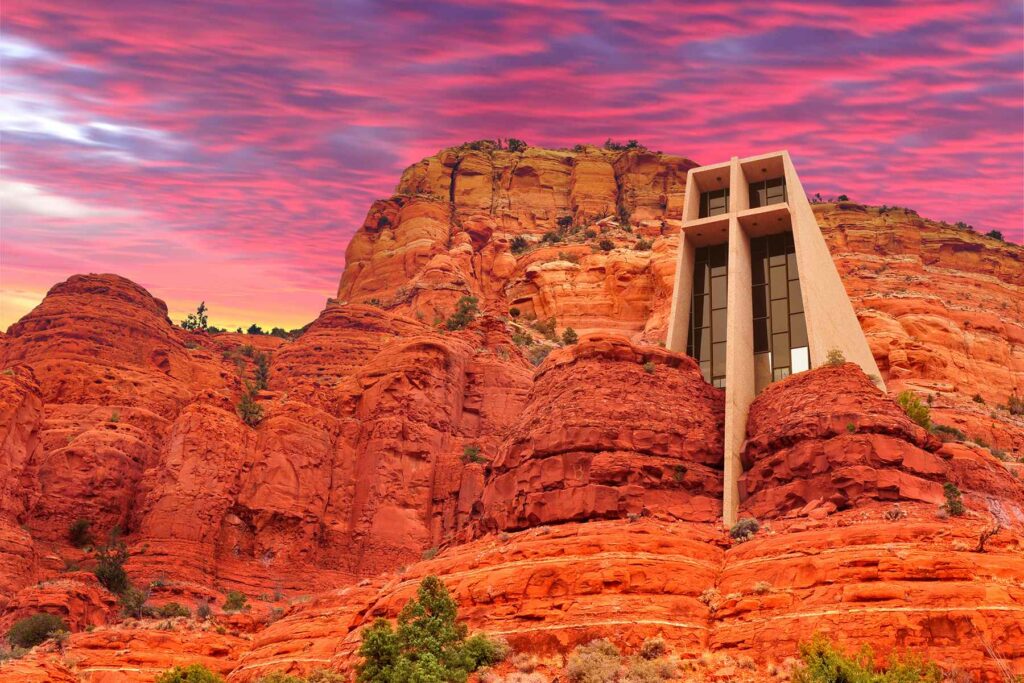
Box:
[2, 0, 1022, 331]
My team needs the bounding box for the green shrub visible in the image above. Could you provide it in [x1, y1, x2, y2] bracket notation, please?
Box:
[532, 317, 558, 340]
[557, 215, 574, 230]
[638, 637, 667, 660]
[237, 382, 264, 427]
[256, 673, 305, 683]
[930, 424, 965, 442]
[356, 575, 505, 683]
[583, 229, 597, 239]
[154, 664, 225, 683]
[247, 324, 265, 335]
[253, 352, 270, 391]
[510, 236, 529, 254]
[825, 349, 845, 366]
[511, 331, 534, 347]
[642, 361, 655, 374]
[896, 391, 931, 431]
[561, 328, 579, 345]
[985, 230, 1004, 241]
[1009, 393, 1024, 416]
[196, 601, 212, 620]
[509, 307, 521, 318]
[846, 423, 856, 433]
[598, 238, 614, 252]
[180, 302, 209, 332]
[792, 634, 941, 682]
[541, 231, 562, 244]
[730, 517, 760, 541]
[506, 138, 527, 153]
[445, 296, 479, 331]
[157, 602, 191, 618]
[119, 586, 153, 618]
[567, 639, 621, 683]
[68, 518, 93, 548]
[634, 239, 653, 251]
[972, 393, 985, 404]
[943, 482, 965, 517]
[224, 591, 248, 612]
[7, 613, 68, 648]
[461, 445, 487, 465]
[529, 346, 552, 366]
[94, 541, 130, 594]
[109, 410, 121, 423]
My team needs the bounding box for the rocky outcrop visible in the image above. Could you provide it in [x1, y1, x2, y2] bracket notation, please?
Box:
[739, 364, 1024, 523]
[1, 146, 1022, 681]
[477, 336, 724, 532]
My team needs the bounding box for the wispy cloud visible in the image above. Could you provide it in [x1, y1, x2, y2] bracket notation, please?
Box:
[1, 0, 1021, 329]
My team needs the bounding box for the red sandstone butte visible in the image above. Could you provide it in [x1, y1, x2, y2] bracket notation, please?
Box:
[1, 145, 1022, 681]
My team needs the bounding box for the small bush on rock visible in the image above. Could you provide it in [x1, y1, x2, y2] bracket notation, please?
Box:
[896, 391, 931, 431]
[94, 541, 130, 594]
[510, 236, 529, 254]
[120, 586, 153, 618]
[68, 518, 93, 548]
[155, 664, 225, 683]
[445, 296, 479, 331]
[943, 482, 965, 517]
[729, 517, 760, 541]
[237, 382, 263, 427]
[567, 639, 621, 683]
[642, 361, 655, 374]
[462, 444, 487, 464]
[357, 575, 504, 683]
[7, 613, 68, 648]
[792, 634, 941, 683]
[157, 602, 191, 618]
[561, 327, 579, 345]
[638, 637, 667, 660]
[224, 590, 249, 612]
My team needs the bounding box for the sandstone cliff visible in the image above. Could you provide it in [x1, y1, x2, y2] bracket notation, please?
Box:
[1, 143, 1022, 681]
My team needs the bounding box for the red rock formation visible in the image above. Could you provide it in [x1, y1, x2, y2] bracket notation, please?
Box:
[1, 146, 1022, 681]
[477, 335, 724, 532]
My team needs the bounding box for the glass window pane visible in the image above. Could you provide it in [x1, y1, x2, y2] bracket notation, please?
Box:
[711, 275, 727, 303]
[772, 332, 789, 359]
[694, 247, 708, 263]
[692, 265, 707, 295]
[696, 327, 711, 359]
[751, 255, 766, 285]
[710, 244, 728, 270]
[752, 285, 768, 318]
[699, 361, 711, 382]
[712, 341, 726, 370]
[771, 300, 789, 330]
[787, 252, 799, 278]
[712, 308, 728, 339]
[791, 347, 810, 373]
[770, 266, 787, 295]
[788, 279, 803, 312]
[754, 318, 769, 352]
[773, 367, 791, 381]
[790, 312, 808, 347]
[695, 295, 710, 327]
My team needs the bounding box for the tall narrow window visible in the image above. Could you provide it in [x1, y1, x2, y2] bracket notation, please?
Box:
[699, 188, 730, 218]
[748, 177, 787, 209]
[687, 243, 728, 387]
[750, 231, 806, 392]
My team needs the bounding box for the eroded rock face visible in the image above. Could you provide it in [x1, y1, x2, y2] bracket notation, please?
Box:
[2, 146, 1023, 681]
[477, 335, 724, 532]
[739, 364, 1024, 523]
